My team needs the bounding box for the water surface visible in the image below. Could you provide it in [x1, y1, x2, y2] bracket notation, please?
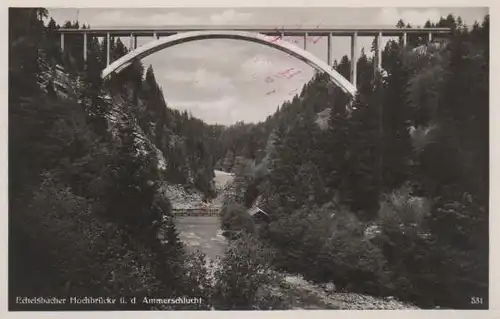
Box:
[174, 216, 227, 260]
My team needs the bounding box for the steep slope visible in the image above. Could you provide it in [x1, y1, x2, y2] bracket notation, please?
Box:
[38, 57, 168, 171]
[216, 14, 489, 309]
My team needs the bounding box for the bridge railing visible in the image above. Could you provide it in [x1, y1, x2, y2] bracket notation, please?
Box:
[56, 26, 452, 37]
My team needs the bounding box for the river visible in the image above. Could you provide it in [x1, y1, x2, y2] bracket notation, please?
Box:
[172, 170, 233, 260]
[174, 215, 227, 260]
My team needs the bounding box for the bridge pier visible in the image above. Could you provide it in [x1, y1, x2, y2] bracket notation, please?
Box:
[327, 32, 332, 67]
[428, 31, 433, 43]
[83, 32, 87, 62]
[350, 32, 358, 88]
[129, 33, 134, 50]
[378, 32, 382, 70]
[106, 32, 110, 66]
[374, 32, 382, 76]
[403, 32, 407, 46]
[303, 33, 307, 50]
[60, 33, 64, 53]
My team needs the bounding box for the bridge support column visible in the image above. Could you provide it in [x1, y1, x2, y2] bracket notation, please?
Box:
[83, 32, 87, 63]
[374, 32, 382, 76]
[106, 32, 110, 66]
[428, 31, 433, 43]
[153, 31, 158, 39]
[350, 32, 357, 87]
[60, 33, 64, 53]
[403, 32, 407, 47]
[377, 32, 382, 71]
[129, 33, 134, 50]
[303, 33, 307, 50]
[327, 32, 332, 67]
[134, 35, 138, 49]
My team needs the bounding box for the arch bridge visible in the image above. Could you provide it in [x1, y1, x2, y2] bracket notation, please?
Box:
[57, 25, 451, 98]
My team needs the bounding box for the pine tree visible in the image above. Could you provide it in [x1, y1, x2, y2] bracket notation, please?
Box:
[380, 40, 412, 190]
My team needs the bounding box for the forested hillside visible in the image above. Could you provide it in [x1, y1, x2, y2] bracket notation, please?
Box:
[219, 14, 489, 309]
[9, 8, 222, 310]
[47, 15, 222, 198]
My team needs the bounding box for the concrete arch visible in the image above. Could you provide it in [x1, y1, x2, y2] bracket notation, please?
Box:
[101, 30, 357, 97]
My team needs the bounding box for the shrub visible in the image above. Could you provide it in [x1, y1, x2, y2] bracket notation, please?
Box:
[316, 230, 389, 295]
[211, 233, 290, 310]
[158, 250, 214, 310]
[374, 187, 488, 308]
[9, 174, 161, 310]
[220, 202, 255, 237]
[262, 202, 390, 295]
[378, 183, 431, 228]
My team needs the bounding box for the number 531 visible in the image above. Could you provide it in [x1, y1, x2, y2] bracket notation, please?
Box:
[470, 297, 484, 304]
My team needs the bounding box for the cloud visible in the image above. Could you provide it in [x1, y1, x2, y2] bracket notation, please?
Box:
[162, 69, 195, 83]
[375, 8, 442, 27]
[163, 39, 250, 62]
[91, 10, 202, 26]
[209, 9, 253, 25]
[192, 68, 236, 92]
[163, 68, 235, 93]
[240, 55, 274, 78]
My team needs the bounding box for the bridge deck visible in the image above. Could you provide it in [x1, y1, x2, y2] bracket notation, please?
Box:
[57, 26, 452, 37]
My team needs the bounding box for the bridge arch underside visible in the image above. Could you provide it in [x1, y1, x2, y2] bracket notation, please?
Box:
[101, 30, 357, 98]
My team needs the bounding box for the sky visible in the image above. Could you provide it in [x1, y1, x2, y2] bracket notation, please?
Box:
[47, 7, 488, 125]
